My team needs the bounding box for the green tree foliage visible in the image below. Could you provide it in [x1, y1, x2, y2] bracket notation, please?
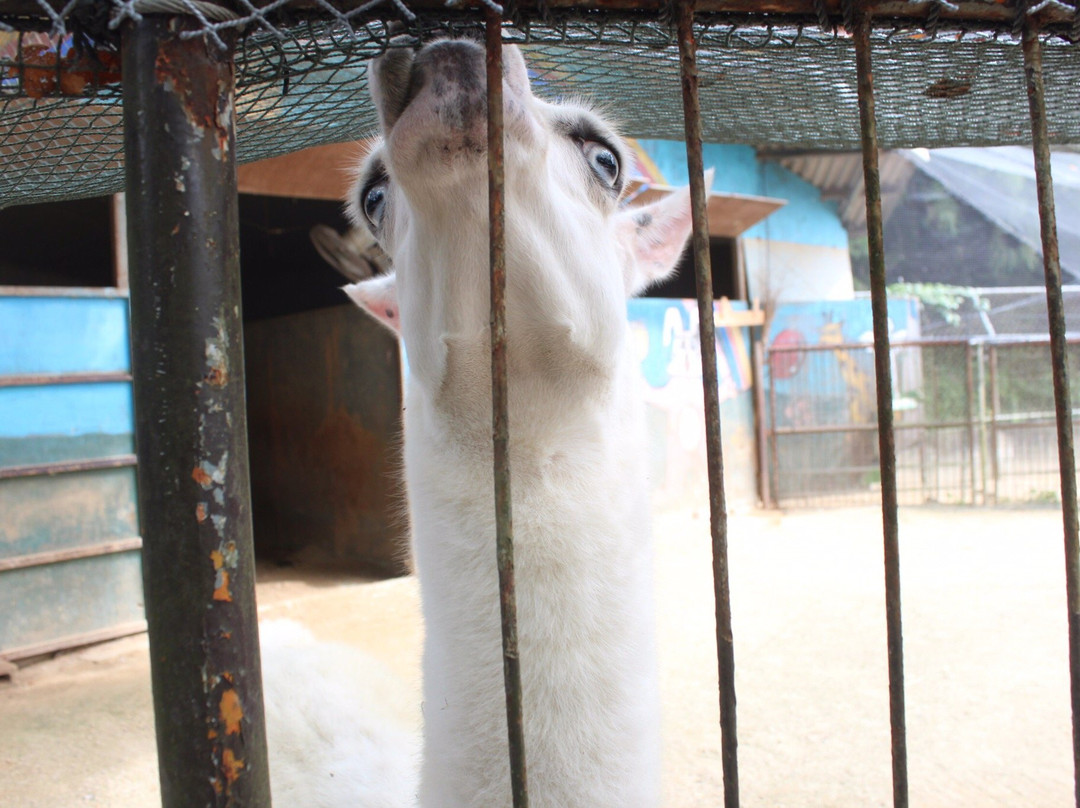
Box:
[850, 171, 1044, 289]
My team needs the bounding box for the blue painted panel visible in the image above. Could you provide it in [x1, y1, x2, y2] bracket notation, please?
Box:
[0, 433, 135, 467]
[628, 297, 754, 399]
[0, 296, 130, 375]
[765, 298, 921, 429]
[0, 382, 134, 438]
[0, 551, 144, 654]
[0, 466, 139, 558]
[627, 297, 758, 507]
[636, 139, 848, 249]
[766, 298, 920, 346]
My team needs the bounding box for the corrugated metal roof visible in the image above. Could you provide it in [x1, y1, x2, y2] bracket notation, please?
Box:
[766, 150, 917, 230]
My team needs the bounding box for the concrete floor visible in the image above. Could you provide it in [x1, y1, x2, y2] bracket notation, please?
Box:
[2, 506, 1074, 807]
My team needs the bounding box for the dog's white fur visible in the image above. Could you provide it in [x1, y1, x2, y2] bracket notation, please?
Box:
[261, 620, 419, 808]
[310, 39, 700, 808]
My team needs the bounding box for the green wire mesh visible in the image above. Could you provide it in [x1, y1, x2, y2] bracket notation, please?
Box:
[2, 1, 1080, 209]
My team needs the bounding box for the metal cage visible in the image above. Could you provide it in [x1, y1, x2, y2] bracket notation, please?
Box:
[2, 2, 1079, 807]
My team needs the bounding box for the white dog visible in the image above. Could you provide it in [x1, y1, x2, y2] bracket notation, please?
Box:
[268, 38, 700, 808]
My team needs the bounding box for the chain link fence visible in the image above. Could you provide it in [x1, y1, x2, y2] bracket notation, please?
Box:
[3, 2, 1080, 209]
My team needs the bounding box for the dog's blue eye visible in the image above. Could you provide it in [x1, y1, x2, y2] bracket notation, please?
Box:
[362, 181, 388, 228]
[582, 141, 620, 187]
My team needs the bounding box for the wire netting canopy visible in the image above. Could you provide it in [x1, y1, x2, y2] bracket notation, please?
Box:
[2, 0, 1079, 209]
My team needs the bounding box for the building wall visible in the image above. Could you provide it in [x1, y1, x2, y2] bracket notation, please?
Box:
[0, 291, 144, 660]
[628, 297, 757, 511]
[764, 298, 922, 502]
[637, 140, 855, 303]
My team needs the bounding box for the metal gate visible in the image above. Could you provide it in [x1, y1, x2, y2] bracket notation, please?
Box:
[767, 336, 1080, 507]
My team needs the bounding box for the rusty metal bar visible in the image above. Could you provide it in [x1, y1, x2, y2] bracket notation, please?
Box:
[965, 343, 977, 503]
[0, 371, 132, 388]
[13, 0, 1075, 31]
[976, 343, 989, 503]
[767, 337, 980, 354]
[928, 352, 940, 500]
[0, 454, 137, 480]
[486, 10, 529, 808]
[752, 338, 772, 508]
[988, 345, 1000, 504]
[768, 350, 780, 506]
[852, 12, 908, 808]
[121, 15, 270, 808]
[676, 3, 740, 805]
[1023, 24, 1080, 807]
[0, 536, 143, 572]
[773, 420, 983, 436]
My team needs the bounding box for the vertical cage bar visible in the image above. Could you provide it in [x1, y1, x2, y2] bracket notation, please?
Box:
[976, 343, 989, 503]
[965, 342, 977, 503]
[485, 11, 529, 808]
[121, 15, 270, 808]
[769, 351, 780, 505]
[852, 13, 909, 808]
[988, 345, 1000, 504]
[753, 338, 773, 508]
[1022, 25, 1080, 806]
[675, 4, 740, 806]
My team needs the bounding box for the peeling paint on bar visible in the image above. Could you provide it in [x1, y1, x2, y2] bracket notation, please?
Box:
[121, 13, 270, 808]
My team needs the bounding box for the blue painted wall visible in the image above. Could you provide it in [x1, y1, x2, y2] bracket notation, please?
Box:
[636, 139, 849, 249]
[628, 297, 757, 508]
[0, 291, 143, 658]
[0, 296, 130, 375]
[0, 295, 134, 444]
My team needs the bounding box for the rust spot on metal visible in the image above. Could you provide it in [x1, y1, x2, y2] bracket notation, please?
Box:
[192, 457, 226, 491]
[219, 688, 243, 735]
[222, 749, 244, 784]
[210, 548, 233, 601]
[212, 569, 232, 602]
[205, 365, 229, 387]
[154, 39, 231, 159]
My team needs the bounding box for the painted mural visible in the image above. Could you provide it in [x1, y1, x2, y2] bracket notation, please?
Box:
[764, 298, 921, 500]
[628, 298, 757, 509]
[766, 297, 920, 427]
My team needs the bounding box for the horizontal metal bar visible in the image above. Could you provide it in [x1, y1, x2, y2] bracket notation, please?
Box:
[1, 620, 147, 663]
[0, 454, 137, 480]
[0, 537, 143, 572]
[767, 336, 1080, 355]
[996, 416, 1080, 428]
[0, 371, 132, 388]
[0, 285, 129, 299]
[781, 465, 901, 476]
[774, 419, 988, 436]
[6, 0, 1076, 29]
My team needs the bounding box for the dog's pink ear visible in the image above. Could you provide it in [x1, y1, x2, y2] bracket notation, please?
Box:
[616, 169, 715, 297]
[342, 273, 400, 335]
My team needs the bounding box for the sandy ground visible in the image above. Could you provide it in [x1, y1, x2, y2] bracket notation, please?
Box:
[1, 505, 1074, 807]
